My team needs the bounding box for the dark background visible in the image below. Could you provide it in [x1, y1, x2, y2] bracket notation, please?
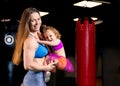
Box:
[0, 0, 120, 86]
[0, 0, 120, 55]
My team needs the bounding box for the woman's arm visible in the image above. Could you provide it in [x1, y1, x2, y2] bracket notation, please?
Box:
[23, 37, 57, 71]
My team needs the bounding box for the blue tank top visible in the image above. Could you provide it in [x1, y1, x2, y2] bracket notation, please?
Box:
[29, 33, 48, 58]
[35, 43, 48, 58]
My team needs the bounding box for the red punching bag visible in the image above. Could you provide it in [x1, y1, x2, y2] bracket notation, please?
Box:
[76, 17, 96, 86]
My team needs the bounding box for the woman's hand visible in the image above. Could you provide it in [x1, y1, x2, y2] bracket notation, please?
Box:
[45, 60, 58, 71]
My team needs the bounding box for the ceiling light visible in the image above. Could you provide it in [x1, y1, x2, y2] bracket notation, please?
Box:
[91, 17, 98, 21]
[73, 17, 103, 25]
[0, 12, 49, 22]
[0, 19, 11, 22]
[73, 1, 102, 8]
[39, 11, 49, 17]
[73, 18, 79, 21]
[73, 17, 98, 21]
[94, 20, 103, 25]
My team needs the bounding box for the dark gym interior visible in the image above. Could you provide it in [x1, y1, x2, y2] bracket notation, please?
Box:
[0, 0, 120, 86]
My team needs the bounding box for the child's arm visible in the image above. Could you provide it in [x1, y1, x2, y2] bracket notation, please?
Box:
[38, 39, 60, 46]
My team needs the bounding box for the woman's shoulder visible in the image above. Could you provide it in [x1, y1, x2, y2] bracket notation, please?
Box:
[23, 36, 38, 50]
[24, 36, 37, 46]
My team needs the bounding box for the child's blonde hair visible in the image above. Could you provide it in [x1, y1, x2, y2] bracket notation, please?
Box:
[41, 25, 61, 39]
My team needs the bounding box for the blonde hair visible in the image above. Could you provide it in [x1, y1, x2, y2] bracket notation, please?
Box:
[12, 7, 40, 65]
[42, 25, 61, 39]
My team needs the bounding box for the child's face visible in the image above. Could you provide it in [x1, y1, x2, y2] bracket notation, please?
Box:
[44, 30, 57, 41]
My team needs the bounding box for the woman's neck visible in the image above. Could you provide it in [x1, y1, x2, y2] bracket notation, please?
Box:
[30, 32, 40, 41]
[30, 32, 37, 36]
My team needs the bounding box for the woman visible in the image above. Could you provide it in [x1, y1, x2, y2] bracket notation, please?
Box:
[12, 7, 57, 86]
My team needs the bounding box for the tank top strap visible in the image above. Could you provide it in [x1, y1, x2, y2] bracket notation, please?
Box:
[29, 33, 34, 37]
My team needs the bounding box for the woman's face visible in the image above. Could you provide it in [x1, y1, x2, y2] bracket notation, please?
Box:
[44, 30, 57, 41]
[29, 12, 42, 32]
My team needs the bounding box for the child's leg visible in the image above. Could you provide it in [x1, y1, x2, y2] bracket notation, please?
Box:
[57, 57, 74, 72]
[47, 53, 74, 72]
[44, 57, 51, 82]
[57, 57, 67, 70]
[64, 58, 74, 72]
[44, 71, 51, 82]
